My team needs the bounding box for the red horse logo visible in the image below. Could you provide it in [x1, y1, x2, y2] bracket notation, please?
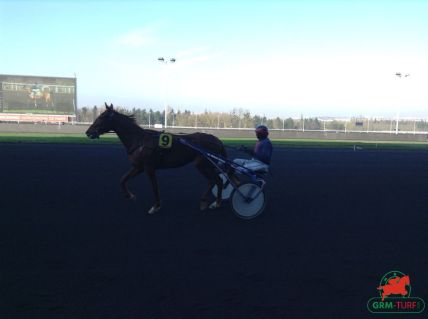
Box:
[377, 275, 410, 301]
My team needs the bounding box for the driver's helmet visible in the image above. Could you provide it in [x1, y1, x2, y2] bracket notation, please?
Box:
[255, 125, 269, 138]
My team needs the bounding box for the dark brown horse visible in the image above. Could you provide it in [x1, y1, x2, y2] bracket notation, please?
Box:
[86, 103, 226, 214]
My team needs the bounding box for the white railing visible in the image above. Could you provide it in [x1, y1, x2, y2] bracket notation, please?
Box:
[69, 122, 428, 135]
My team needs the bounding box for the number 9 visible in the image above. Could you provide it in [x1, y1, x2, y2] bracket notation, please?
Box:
[159, 133, 172, 148]
[161, 134, 170, 146]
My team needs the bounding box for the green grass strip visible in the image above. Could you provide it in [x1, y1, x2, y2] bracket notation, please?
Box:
[222, 137, 428, 150]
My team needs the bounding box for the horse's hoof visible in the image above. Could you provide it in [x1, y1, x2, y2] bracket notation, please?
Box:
[125, 193, 136, 201]
[209, 201, 221, 210]
[148, 206, 161, 214]
[200, 200, 209, 211]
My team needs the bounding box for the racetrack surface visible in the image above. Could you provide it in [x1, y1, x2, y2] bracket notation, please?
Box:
[1, 143, 428, 319]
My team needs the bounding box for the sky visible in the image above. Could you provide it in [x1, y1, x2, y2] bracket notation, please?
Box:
[1, 0, 427, 118]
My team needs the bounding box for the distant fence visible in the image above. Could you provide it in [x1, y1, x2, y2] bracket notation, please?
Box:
[0, 113, 75, 124]
[0, 122, 427, 142]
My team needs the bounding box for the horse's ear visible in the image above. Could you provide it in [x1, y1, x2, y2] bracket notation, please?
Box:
[105, 102, 114, 110]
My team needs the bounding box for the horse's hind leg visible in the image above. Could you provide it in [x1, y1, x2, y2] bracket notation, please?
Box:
[210, 173, 223, 209]
[145, 166, 161, 214]
[195, 157, 222, 210]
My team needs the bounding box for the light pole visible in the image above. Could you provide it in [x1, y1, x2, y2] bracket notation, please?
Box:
[158, 57, 176, 128]
[395, 72, 410, 134]
[301, 114, 305, 132]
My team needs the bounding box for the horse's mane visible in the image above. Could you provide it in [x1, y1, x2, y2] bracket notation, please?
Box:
[113, 110, 138, 125]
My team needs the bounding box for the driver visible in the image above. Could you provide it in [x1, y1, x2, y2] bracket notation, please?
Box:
[234, 125, 273, 173]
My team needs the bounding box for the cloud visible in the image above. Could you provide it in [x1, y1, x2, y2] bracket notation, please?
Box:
[117, 28, 153, 47]
[179, 53, 223, 66]
[173, 47, 224, 67]
[176, 47, 208, 58]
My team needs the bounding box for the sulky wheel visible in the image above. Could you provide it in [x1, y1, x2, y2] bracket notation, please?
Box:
[231, 182, 265, 219]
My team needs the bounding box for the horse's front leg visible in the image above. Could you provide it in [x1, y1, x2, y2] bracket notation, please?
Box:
[145, 166, 161, 214]
[120, 166, 143, 200]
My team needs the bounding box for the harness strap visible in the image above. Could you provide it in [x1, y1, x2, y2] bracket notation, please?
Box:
[127, 131, 163, 155]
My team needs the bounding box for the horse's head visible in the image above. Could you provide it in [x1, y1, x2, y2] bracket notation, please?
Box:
[86, 103, 116, 139]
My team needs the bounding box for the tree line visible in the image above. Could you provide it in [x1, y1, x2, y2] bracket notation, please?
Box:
[77, 106, 428, 132]
[77, 105, 309, 129]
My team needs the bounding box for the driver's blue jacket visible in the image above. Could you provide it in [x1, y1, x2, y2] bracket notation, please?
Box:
[253, 138, 273, 165]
